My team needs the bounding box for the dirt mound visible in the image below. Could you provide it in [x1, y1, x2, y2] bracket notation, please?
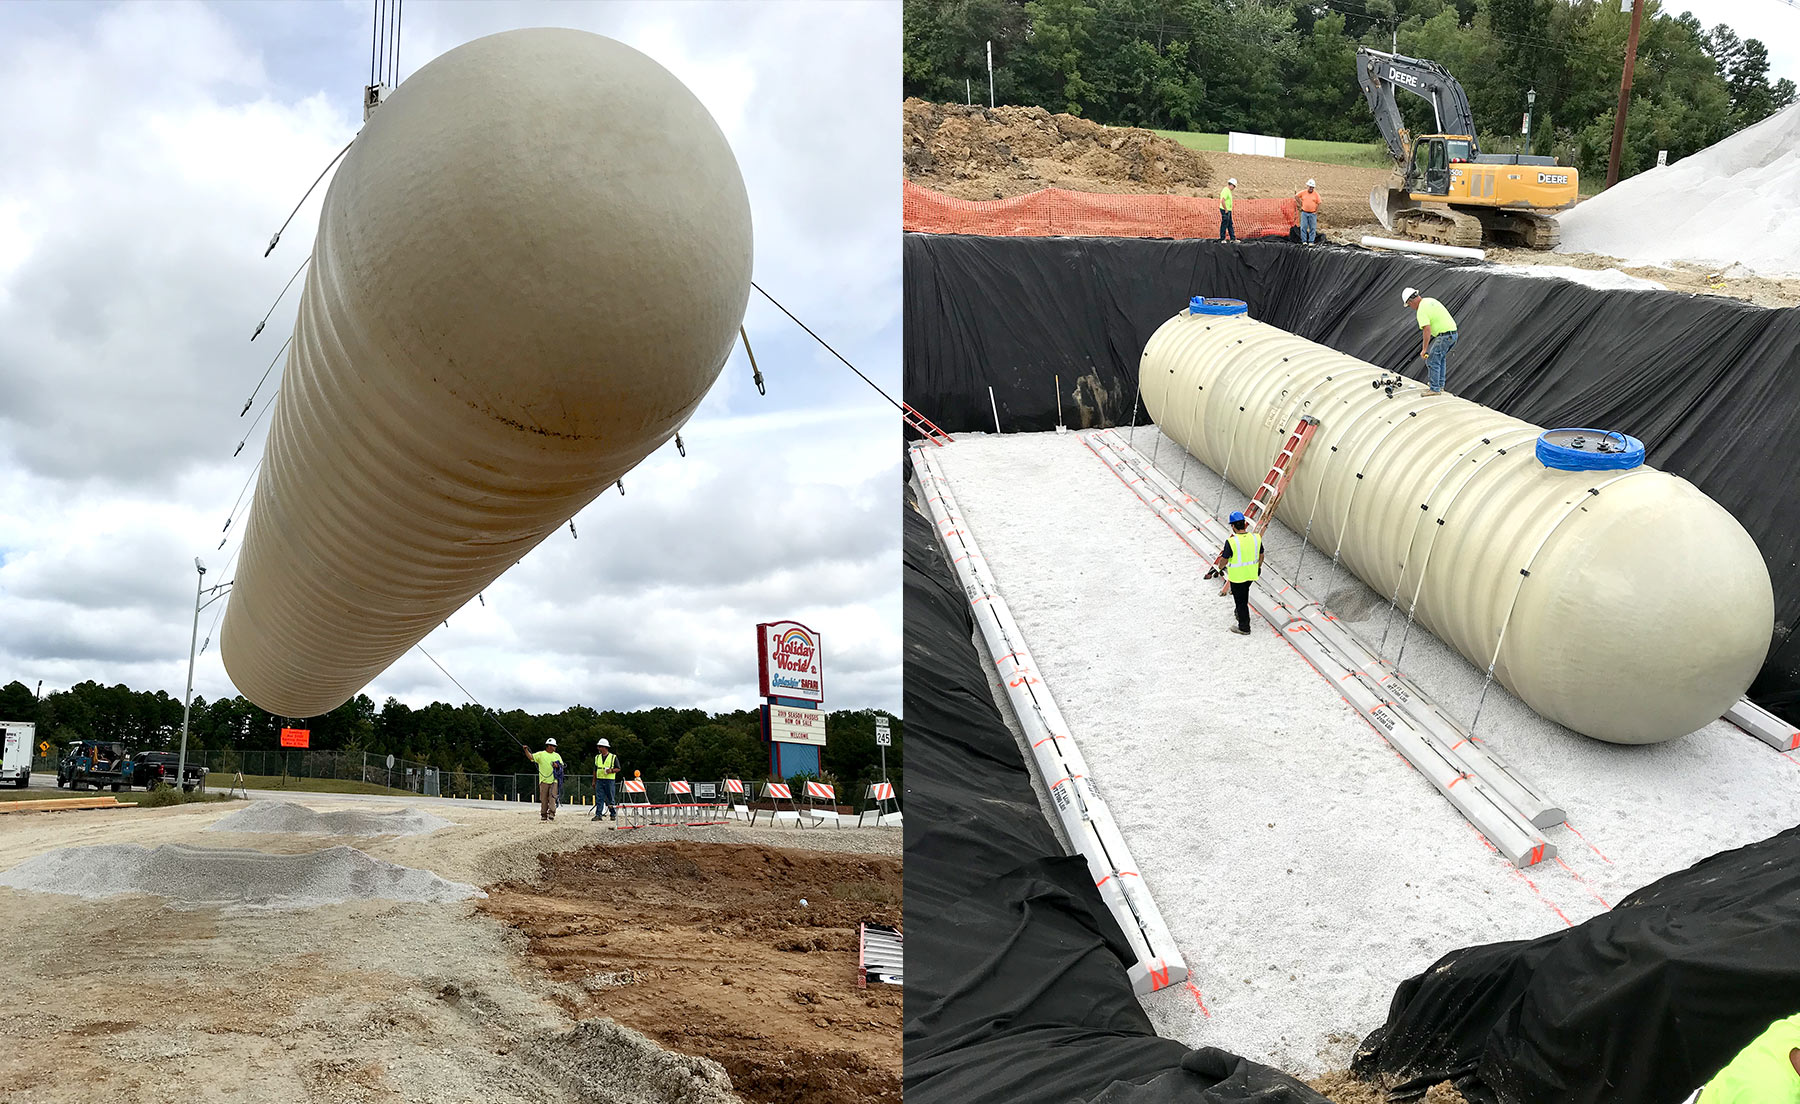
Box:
[0, 843, 483, 909]
[904, 97, 1211, 199]
[482, 840, 901, 1104]
[525, 1018, 740, 1104]
[208, 800, 454, 837]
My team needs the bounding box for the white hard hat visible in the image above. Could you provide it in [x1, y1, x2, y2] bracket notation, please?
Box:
[1402, 287, 1420, 304]
[1227, 177, 1237, 186]
[596, 738, 610, 748]
[545, 738, 557, 747]
[1306, 178, 1316, 188]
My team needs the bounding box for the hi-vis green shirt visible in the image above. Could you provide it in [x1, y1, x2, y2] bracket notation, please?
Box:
[594, 752, 618, 780]
[1415, 297, 1457, 335]
[1224, 532, 1262, 583]
[1220, 185, 1235, 212]
[529, 750, 562, 784]
[1701, 1012, 1800, 1103]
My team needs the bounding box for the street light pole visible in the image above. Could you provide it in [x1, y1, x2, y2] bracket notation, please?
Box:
[178, 558, 232, 790]
[1524, 88, 1536, 151]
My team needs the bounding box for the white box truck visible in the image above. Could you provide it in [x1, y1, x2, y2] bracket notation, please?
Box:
[1, 720, 34, 788]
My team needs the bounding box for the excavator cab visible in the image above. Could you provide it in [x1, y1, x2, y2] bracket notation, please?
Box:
[1403, 136, 1464, 197]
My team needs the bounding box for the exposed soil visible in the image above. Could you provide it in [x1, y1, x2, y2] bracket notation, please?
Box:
[904, 97, 1212, 198]
[1308, 1072, 1471, 1103]
[480, 841, 902, 1104]
[1202, 151, 1394, 229]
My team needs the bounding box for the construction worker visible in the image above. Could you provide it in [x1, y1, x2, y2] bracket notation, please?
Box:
[1683, 1010, 1800, 1102]
[1403, 287, 1459, 396]
[591, 738, 619, 822]
[522, 737, 563, 822]
[1219, 177, 1237, 241]
[1211, 511, 1263, 636]
[1296, 179, 1321, 244]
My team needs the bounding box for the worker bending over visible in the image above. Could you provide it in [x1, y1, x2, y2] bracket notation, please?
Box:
[1213, 511, 1263, 636]
[591, 738, 619, 822]
[1219, 177, 1237, 241]
[1403, 287, 1459, 395]
[522, 737, 563, 822]
[1296, 179, 1321, 244]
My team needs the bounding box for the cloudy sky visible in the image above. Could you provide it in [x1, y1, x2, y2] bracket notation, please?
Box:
[0, 0, 901, 718]
[1677, 0, 1800, 85]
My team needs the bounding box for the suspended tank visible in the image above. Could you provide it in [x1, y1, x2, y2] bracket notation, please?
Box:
[1139, 305, 1772, 744]
[222, 28, 753, 717]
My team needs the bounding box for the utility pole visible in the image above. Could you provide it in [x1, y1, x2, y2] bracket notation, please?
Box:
[178, 558, 232, 789]
[1606, 0, 1644, 188]
[987, 40, 994, 108]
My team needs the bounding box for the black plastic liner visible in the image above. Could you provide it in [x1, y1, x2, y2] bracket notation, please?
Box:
[1350, 824, 1800, 1104]
[901, 483, 1330, 1104]
[903, 233, 1800, 721]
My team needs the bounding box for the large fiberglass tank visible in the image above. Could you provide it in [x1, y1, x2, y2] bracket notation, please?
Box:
[1140, 305, 1772, 744]
[221, 29, 753, 717]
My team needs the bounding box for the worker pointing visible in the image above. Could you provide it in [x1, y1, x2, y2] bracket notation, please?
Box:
[591, 737, 619, 823]
[521, 737, 562, 822]
[1210, 511, 1263, 636]
[1403, 286, 1459, 396]
[1219, 177, 1237, 242]
[1296, 179, 1321, 245]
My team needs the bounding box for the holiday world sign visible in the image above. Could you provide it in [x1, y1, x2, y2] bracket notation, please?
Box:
[756, 620, 823, 704]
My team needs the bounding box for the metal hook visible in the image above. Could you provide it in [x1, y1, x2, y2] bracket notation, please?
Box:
[675, 432, 686, 457]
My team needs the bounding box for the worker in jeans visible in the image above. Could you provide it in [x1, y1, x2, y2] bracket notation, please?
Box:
[1207, 511, 1264, 636]
[1296, 179, 1321, 244]
[1403, 287, 1459, 395]
[1219, 177, 1237, 241]
[522, 737, 563, 821]
[590, 738, 619, 822]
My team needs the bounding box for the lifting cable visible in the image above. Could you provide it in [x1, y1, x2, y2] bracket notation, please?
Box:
[241, 334, 292, 416]
[416, 644, 522, 743]
[371, 0, 402, 89]
[235, 390, 279, 456]
[263, 140, 353, 257]
[251, 255, 311, 341]
[750, 281, 901, 413]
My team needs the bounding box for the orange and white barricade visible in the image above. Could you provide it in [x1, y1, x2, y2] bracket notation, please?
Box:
[858, 781, 901, 827]
[721, 778, 751, 821]
[754, 781, 800, 826]
[800, 780, 842, 828]
[620, 778, 650, 825]
[664, 780, 694, 824]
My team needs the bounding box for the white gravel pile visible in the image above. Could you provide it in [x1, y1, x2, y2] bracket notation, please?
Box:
[1557, 103, 1800, 277]
[208, 800, 454, 837]
[929, 428, 1800, 1077]
[0, 843, 483, 909]
[1484, 264, 1666, 291]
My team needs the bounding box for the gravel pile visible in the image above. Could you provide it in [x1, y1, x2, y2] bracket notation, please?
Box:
[208, 800, 455, 837]
[0, 843, 483, 909]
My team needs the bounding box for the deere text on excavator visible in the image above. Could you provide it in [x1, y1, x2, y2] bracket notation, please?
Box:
[1357, 48, 1577, 249]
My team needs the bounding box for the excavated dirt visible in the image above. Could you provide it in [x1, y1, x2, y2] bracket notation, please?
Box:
[1308, 1071, 1471, 1104]
[481, 841, 902, 1104]
[904, 97, 1212, 198]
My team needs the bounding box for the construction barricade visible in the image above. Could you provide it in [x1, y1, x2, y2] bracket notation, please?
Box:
[858, 781, 901, 827]
[800, 780, 842, 828]
[902, 180, 1297, 241]
[754, 781, 800, 827]
[722, 778, 751, 821]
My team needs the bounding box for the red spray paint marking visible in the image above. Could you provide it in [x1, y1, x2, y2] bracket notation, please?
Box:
[1185, 981, 1213, 1016]
[1561, 821, 1612, 864]
[1555, 855, 1612, 910]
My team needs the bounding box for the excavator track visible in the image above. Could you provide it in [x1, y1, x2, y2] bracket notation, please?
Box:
[1468, 207, 1563, 250]
[1393, 204, 1484, 249]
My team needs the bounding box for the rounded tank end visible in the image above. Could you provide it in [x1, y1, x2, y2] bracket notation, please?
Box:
[1537, 428, 1646, 471]
[1188, 297, 1249, 317]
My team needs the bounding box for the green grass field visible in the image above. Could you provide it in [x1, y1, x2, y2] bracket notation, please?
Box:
[0, 786, 234, 804]
[221, 775, 417, 796]
[1154, 130, 1393, 169]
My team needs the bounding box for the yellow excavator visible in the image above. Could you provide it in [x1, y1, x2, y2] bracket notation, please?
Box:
[1356, 48, 1578, 249]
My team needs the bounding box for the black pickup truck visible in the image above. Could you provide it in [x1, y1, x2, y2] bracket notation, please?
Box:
[130, 751, 206, 792]
[57, 743, 206, 792]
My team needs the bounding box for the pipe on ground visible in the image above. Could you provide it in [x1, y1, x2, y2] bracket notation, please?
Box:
[222, 29, 752, 716]
[1139, 310, 1772, 744]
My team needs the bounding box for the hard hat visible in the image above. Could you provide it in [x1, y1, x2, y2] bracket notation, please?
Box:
[596, 738, 610, 748]
[1229, 510, 1247, 524]
[1306, 178, 1316, 188]
[1402, 286, 1420, 304]
[545, 737, 557, 747]
[1227, 177, 1237, 186]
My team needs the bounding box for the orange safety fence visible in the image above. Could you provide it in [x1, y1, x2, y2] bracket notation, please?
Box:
[903, 179, 1297, 241]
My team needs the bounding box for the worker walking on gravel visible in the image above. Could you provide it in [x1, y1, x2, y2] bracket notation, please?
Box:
[1296, 179, 1321, 244]
[591, 738, 619, 822]
[522, 737, 563, 822]
[1219, 177, 1237, 241]
[1403, 287, 1459, 395]
[1206, 511, 1263, 636]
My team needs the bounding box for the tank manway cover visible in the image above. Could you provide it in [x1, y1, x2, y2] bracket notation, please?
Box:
[1537, 428, 1647, 471]
[1189, 296, 1249, 316]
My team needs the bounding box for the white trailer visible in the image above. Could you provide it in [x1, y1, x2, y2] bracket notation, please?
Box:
[1, 721, 35, 788]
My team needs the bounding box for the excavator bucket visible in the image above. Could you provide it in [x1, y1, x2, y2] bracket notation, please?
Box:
[1370, 186, 1407, 232]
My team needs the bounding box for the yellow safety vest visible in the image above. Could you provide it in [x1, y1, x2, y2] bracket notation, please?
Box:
[595, 752, 617, 780]
[1226, 532, 1262, 583]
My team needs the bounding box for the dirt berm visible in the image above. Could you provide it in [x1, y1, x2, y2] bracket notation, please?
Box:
[904, 97, 1212, 199]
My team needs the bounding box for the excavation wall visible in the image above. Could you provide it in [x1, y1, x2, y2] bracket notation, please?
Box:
[903, 234, 1800, 720]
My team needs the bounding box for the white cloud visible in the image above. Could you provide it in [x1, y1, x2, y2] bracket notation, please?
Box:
[0, 0, 901, 718]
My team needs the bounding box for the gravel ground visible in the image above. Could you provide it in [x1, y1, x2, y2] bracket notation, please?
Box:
[927, 428, 1800, 1078]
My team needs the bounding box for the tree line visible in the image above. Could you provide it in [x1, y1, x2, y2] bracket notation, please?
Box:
[904, 0, 1795, 180]
[0, 679, 900, 801]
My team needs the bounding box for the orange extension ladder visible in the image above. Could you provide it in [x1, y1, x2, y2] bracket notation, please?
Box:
[1208, 415, 1320, 593]
[903, 403, 954, 446]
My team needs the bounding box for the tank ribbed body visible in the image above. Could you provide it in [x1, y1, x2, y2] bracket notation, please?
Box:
[222, 29, 753, 717]
[1140, 311, 1772, 744]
